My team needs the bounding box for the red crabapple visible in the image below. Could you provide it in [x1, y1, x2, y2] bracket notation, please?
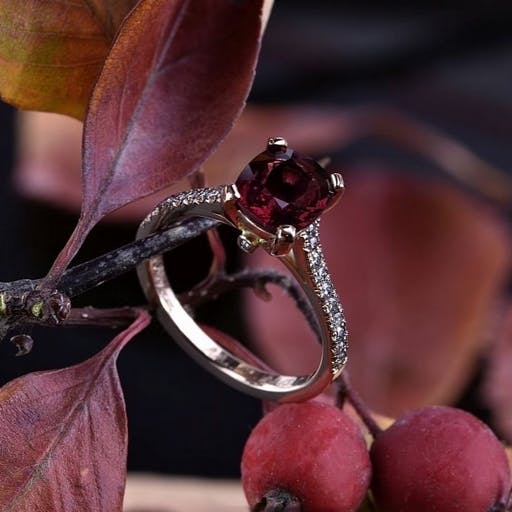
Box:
[370, 405, 512, 512]
[241, 401, 371, 511]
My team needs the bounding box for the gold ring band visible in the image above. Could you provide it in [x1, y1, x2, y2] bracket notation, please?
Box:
[136, 181, 348, 402]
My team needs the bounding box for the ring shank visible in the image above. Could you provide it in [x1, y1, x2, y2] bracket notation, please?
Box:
[136, 187, 346, 402]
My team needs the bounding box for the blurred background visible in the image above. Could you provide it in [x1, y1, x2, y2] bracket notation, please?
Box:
[1, 0, 512, 481]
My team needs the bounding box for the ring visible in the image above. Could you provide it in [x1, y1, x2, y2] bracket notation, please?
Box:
[136, 137, 348, 402]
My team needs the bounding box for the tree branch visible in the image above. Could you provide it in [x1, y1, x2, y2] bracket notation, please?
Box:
[0, 217, 320, 346]
[59, 217, 219, 297]
[0, 217, 218, 335]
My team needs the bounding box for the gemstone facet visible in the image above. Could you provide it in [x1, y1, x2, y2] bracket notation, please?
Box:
[235, 146, 331, 233]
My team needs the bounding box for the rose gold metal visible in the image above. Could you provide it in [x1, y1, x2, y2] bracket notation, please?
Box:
[271, 225, 296, 256]
[267, 136, 288, 151]
[136, 165, 347, 403]
[328, 172, 345, 193]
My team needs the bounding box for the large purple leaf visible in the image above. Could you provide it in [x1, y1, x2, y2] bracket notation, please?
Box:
[48, 0, 264, 279]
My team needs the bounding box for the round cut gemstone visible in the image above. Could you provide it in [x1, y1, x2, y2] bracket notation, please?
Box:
[235, 147, 331, 233]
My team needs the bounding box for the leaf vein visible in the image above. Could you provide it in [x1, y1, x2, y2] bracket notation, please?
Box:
[3, 356, 117, 510]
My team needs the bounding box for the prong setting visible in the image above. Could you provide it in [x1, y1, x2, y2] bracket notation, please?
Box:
[271, 224, 297, 256]
[222, 184, 242, 226]
[223, 183, 241, 203]
[328, 172, 345, 195]
[267, 136, 288, 152]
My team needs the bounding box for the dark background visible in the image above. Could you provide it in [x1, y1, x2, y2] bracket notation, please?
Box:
[1, 1, 512, 477]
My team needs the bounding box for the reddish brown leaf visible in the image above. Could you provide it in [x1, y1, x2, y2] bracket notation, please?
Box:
[47, 0, 264, 280]
[81, 0, 263, 226]
[0, 310, 150, 511]
[245, 170, 511, 416]
[0, 0, 137, 119]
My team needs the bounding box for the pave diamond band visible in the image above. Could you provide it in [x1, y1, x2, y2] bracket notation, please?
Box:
[136, 185, 348, 402]
[301, 222, 348, 374]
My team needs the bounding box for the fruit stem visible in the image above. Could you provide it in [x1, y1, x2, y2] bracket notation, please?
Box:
[253, 489, 302, 512]
[338, 373, 383, 438]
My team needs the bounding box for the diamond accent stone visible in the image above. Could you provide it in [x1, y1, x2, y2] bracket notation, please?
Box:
[161, 186, 224, 212]
[238, 235, 256, 253]
[301, 221, 348, 374]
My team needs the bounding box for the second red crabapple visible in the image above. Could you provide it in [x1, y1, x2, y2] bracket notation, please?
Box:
[370, 405, 512, 512]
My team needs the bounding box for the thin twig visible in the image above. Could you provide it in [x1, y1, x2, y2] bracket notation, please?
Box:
[58, 217, 219, 297]
[0, 217, 218, 335]
[0, 219, 321, 347]
[0, 217, 218, 300]
[338, 373, 383, 439]
[180, 268, 321, 341]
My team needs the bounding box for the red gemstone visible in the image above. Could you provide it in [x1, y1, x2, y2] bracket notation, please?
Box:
[235, 147, 331, 232]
